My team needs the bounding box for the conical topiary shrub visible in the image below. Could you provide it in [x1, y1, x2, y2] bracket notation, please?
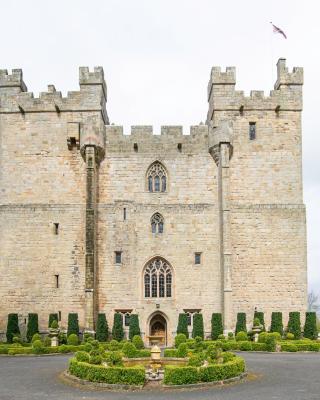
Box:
[6, 314, 20, 343]
[177, 313, 189, 337]
[270, 312, 283, 335]
[303, 312, 318, 340]
[112, 312, 124, 342]
[129, 314, 141, 340]
[96, 313, 109, 342]
[192, 313, 204, 339]
[287, 312, 301, 339]
[26, 313, 39, 342]
[211, 313, 223, 340]
[235, 313, 247, 334]
[67, 313, 79, 337]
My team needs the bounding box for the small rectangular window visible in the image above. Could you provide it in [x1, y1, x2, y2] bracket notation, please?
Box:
[115, 251, 122, 264]
[54, 223, 59, 235]
[187, 313, 192, 326]
[123, 208, 127, 221]
[195, 252, 202, 265]
[249, 122, 256, 140]
[54, 274, 59, 288]
[58, 311, 61, 321]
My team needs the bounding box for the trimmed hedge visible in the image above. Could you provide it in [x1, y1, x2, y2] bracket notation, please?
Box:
[211, 313, 223, 340]
[26, 314, 39, 342]
[281, 343, 298, 352]
[192, 314, 204, 339]
[164, 348, 179, 357]
[235, 313, 247, 334]
[67, 334, 79, 346]
[280, 341, 320, 352]
[177, 313, 189, 337]
[132, 335, 144, 350]
[270, 312, 283, 335]
[287, 312, 301, 339]
[3, 344, 86, 355]
[175, 333, 187, 348]
[112, 313, 124, 342]
[128, 314, 140, 340]
[69, 358, 145, 385]
[67, 313, 79, 337]
[304, 312, 318, 340]
[96, 313, 109, 342]
[164, 356, 245, 385]
[6, 314, 20, 344]
[164, 366, 199, 385]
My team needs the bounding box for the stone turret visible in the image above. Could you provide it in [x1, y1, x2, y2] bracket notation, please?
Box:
[0, 69, 27, 94]
[207, 58, 303, 124]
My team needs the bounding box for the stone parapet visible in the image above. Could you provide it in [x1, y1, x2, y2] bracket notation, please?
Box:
[207, 59, 303, 122]
[0, 67, 108, 124]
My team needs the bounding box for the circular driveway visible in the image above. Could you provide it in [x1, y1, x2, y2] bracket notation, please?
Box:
[0, 352, 320, 400]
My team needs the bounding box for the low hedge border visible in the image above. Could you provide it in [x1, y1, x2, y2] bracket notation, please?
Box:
[163, 356, 245, 385]
[63, 370, 144, 390]
[68, 358, 145, 386]
[0, 344, 86, 356]
[162, 372, 247, 389]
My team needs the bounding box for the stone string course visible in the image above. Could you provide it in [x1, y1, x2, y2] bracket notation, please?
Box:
[0, 59, 307, 345]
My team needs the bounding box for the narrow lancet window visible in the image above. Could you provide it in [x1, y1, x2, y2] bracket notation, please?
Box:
[151, 213, 164, 234]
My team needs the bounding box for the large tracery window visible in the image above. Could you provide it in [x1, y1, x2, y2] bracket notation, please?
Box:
[144, 258, 172, 298]
[151, 212, 164, 234]
[147, 162, 167, 193]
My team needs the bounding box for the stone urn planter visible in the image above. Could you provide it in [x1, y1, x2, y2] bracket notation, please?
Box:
[252, 318, 263, 342]
[48, 324, 60, 347]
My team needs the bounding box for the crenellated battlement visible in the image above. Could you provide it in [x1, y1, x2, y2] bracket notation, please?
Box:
[274, 58, 303, 89]
[105, 124, 209, 153]
[0, 69, 27, 93]
[0, 67, 108, 123]
[207, 67, 236, 100]
[207, 58, 303, 122]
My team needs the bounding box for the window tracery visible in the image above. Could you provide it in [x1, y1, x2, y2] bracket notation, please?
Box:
[147, 162, 167, 192]
[144, 258, 172, 298]
[151, 213, 164, 234]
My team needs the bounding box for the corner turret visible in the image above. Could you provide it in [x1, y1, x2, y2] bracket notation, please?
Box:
[274, 58, 303, 89]
[0, 69, 27, 94]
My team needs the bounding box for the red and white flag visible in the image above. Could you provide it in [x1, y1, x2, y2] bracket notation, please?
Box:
[270, 22, 287, 39]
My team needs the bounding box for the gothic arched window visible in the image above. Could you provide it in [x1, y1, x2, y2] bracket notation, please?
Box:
[151, 213, 164, 234]
[144, 258, 172, 298]
[147, 162, 167, 193]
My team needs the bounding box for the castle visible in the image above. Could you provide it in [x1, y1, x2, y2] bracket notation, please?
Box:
[0, 59, 307, 345]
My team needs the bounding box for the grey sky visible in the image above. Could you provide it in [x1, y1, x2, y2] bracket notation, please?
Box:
[1, 0, 319, 292]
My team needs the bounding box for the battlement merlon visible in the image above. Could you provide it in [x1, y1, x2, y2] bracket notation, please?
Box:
[207, 59, 303, 121]
[0, 69, 27, 94]
[79, 66, 107, 102]
[207, 67, 236, 100]
[274, 58, 303, 90]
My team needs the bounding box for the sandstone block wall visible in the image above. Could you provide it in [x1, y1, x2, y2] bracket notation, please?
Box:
[0, 59, 307, 342]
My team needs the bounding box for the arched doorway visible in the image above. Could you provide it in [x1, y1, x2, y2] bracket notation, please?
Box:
[149, 313, 167, 346]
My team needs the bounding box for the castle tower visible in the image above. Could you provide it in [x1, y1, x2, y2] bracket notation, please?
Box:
[207, 58, 306, 329]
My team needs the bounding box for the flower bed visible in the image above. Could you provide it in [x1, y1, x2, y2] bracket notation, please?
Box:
[69, 358, 145, 386]
[163, 355, 245, 385]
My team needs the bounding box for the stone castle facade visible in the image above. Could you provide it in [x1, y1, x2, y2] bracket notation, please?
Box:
[0, 58, 307, 345]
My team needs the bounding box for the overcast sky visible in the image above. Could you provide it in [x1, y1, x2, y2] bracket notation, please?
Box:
[1, 0, 319, 294]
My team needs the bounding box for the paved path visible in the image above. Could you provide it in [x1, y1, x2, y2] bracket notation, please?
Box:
[0, 352, 320, 399]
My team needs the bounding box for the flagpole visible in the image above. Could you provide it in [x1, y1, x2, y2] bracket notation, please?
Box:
[270, 22, 274, 86]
